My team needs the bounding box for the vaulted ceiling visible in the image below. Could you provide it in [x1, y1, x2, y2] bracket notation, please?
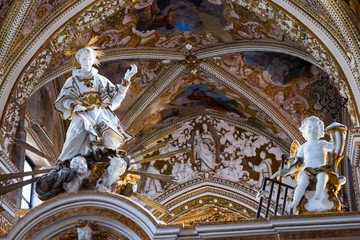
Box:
[0, 0, 360, 222]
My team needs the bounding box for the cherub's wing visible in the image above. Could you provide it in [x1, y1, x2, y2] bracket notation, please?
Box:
[290, 140, 300, 158]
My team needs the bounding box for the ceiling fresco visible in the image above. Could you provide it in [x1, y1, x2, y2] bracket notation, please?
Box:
[73, 0, 302, 50]
[220, 51, 334, 127]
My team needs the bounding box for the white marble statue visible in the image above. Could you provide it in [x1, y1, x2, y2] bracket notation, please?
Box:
[272, 116, 347, 212]
[64, 156, 91, 192]
[193, 124, 217, 172]
[96, 156, 128, 191]
[54, 47, 137, 162]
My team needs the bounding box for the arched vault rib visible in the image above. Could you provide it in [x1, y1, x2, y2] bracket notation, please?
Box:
[269, 0, 360, 124]
[199, 60, 303, 142]
[118, 51, 303, 142]
[194, 41, 320, 68]
[0, 0, 37, 66]
[34, 42, 313, 97]
[121, 63, 187, 129]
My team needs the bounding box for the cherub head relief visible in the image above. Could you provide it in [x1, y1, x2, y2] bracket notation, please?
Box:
[299, 116, 325, 141]
[70, 156, 89, 176]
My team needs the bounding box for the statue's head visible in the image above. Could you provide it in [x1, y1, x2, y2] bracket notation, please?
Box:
[202, 124, 208, 132]
[300, 116, 325, 141]
[107, 157, 127, 181]
[77, 225, 92, 240]
[75, 47, 97, 72]
[75, 219, 93, 240]
[70, 156, 88, 175]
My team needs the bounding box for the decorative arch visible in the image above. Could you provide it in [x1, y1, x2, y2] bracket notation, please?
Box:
[1, 192, 162, 240]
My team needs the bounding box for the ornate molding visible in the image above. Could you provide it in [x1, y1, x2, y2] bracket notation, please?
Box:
[31, 49, 187, 96]
[2, 192, 160, 240]
[233, 0, 359, 124]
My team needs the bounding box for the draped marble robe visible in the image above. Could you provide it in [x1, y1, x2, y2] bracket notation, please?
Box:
[54, 68, 132, 162]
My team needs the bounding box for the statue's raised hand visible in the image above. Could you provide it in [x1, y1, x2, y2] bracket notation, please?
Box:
[124, 64, 138, 82]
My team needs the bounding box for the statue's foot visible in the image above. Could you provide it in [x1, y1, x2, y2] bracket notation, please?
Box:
[289, 200, 298, 209]
[314, 193, 321, 200]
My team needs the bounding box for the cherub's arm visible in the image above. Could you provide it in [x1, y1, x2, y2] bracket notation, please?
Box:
[272, 145, 304, 179]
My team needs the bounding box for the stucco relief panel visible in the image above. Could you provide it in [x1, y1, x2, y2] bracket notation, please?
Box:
[136, 115, 295, 200]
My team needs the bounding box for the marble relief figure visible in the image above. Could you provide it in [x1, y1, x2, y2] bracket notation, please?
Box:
[272, 116, 347, 212]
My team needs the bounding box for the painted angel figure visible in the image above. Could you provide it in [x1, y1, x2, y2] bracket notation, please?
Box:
[272, 116, 347, 212]
[54, 47, 137, 162]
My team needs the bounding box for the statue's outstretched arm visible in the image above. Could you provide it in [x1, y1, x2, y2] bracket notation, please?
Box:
[271, 156, 302, 180]
[109, 64, 138, 111]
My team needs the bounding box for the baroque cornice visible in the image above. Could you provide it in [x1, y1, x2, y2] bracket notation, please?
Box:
[0, 151, 18, 174]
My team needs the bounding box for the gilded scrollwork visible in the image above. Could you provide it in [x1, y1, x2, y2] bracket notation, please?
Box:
[230, 0, 359, 123]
